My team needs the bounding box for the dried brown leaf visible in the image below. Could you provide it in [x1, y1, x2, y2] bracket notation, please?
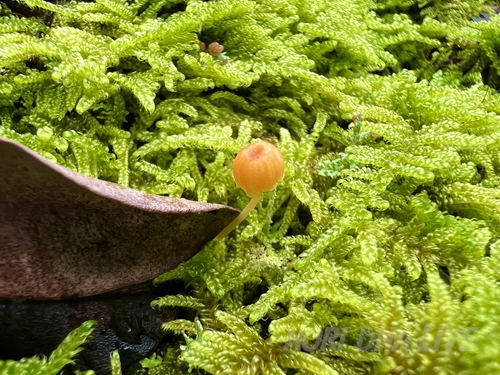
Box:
[0, 138, 238, 300]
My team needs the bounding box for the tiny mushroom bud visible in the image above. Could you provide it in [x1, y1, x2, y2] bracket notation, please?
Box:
[208, 42, 224, 56]
[214, 141, 284, 241]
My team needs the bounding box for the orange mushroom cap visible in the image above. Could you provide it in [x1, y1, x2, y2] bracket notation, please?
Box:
[232, 141, 284, 197]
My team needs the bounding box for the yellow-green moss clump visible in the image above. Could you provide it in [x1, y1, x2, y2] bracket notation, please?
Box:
[2, 0, 500, 373]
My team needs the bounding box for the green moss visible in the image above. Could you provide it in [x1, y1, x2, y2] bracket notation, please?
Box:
[0, 321, 96, 374]
[2, 0, 500, 373]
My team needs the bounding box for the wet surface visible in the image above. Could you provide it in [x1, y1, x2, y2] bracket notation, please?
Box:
[0, 282, 176, 374]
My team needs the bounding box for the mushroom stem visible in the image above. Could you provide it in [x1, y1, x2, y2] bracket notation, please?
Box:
[214, 194, 262, 241]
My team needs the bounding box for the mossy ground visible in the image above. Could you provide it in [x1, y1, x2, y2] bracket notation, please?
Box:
[2, 0, 500, 374]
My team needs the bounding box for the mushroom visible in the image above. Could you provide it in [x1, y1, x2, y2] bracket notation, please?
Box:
[208, 42, 224, 56]
[214, 141, 284, 241]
